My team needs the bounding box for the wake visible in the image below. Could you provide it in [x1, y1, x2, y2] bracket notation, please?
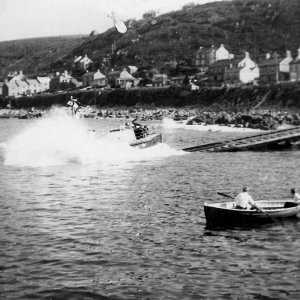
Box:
[4, 110, 183, 167]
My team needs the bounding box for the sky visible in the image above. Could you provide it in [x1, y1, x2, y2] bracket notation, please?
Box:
[0, 0, 223, 42]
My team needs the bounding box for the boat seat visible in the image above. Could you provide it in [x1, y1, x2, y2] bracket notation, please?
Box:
[283, 202, 298, 208]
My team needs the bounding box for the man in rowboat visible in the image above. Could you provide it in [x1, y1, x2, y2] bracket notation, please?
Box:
[291, 188, 300, 203]
[234, 186, 257, 209]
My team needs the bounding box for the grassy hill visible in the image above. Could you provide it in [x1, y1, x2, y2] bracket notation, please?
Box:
[0, 35, 88, 78]
[0, 0, 299, 77]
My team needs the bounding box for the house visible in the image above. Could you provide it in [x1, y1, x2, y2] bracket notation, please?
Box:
[93, 69, 106, 87]
[258, 53, 283, 84]
[143, 10, 156, 19]
[152, 73, 170, 87]
[37, 76, 51, 92]
[26, 79, 42, 94]
[2, 80, 28, 97]
[209, 58, 240, 84]
[290, 47, 300, 82]
[195, 46, 216, 71]
[170, 76, 186, 86]
[0, 82, 4, 97]
[79, 54, 93, 70]
[82, 72, 95, 87]
[106, 70, 121, 88]
[224, 52, 259, 85]
[116, 69, 137, 89]
[59, 71, 73, 83]
[215, 44, 232, 61]
[195, 44, 233, 72]
[82, 70, 107, 87]
[127, 66, 138, 74]
[10, 70, 26, 82]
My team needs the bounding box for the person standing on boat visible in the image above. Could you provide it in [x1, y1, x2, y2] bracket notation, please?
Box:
[234, 186, 256, 209]
[291, 188, 300, 203]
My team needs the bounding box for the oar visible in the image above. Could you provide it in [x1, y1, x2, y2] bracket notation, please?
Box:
[217, 192, 281, 224]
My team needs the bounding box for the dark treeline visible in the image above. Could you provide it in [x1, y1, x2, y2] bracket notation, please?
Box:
[1, 82, 300, 112]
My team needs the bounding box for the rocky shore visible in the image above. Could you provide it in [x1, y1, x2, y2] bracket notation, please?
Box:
[1, 105, 300, 131]
[1, 81, 300, 130]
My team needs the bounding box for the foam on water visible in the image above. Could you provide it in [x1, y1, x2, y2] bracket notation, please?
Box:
[162, 118, 262, 132]
[4, 111, 183, 167]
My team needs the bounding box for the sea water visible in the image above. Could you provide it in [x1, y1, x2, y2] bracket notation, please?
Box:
[1, 109, 300, 299]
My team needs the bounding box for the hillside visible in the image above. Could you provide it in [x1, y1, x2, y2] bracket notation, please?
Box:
[0, 35, 88, 78]
[0, 0, 300, 76]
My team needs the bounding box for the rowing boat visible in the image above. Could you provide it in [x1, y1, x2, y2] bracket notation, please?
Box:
[204, 200, 300, 228]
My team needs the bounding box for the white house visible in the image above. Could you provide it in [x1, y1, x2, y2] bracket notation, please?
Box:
[37, 76, 51, 92]
[240, 65, 259, 84]
[117, 69, 137, 88]
[26, 79, 42, 94]
[80, 55, 93, 70]
[238, 52, 256, 68]
[59, 71, 73, 83]
[216, 44, 230, 61]
[93, 69, 106, 87]
[280, 50, 293, 73]
[10, 70, 26, 82]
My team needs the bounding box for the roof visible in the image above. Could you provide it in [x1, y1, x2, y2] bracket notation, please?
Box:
[94, 70, 106, 79]
[290, 58, 300, 65]
[82, 72, 95, 77]
[26, 79, 39, 85]
[210, 59, 239, 67]
[37, 76, 51, 83]
[119, 69, 135, 80]
[196, 46, 216, 55]
[107, 71, 121, 77]
[258, 56, 284, 67]
[226, 66, 242, 73]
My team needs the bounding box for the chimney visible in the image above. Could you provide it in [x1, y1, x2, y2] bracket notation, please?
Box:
[286, 50, 291, 58]
[245, 52, 250, 59]
[20, 70, 23, 75]
[298, 47, 300, 59]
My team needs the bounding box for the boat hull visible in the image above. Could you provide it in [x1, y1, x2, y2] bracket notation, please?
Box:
[129, 133, 162, 149]
[204, 200, 300, 228]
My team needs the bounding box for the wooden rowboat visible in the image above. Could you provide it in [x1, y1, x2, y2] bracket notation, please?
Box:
[204, 200, 300, 228]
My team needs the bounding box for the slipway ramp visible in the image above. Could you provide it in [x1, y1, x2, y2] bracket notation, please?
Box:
[182, 126, 300, 152]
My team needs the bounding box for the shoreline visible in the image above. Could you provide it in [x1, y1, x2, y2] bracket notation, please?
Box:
[1, 105, 300, 132]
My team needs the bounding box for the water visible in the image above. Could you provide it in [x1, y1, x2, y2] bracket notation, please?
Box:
[1, 109, 300, 299]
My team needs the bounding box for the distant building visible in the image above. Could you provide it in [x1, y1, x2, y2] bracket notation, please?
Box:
[93, 69, 106, 87]
[182, 2, 195, 10]
[0, 82, 4, 97]
[10, 71, 26, 82]
[216, 44, 232, 61]
[79, 54, 93, 70]
[290, 47, 300, 82]
[82, 72, 95, 87]
[116, 69, 137, 89]
[59, 71, 73, 83]
[195, 46, 216, 71]
[258, 53, 283, 84]
[26, 79, 42, 94]
[3, 80, 28, 97]
[82, 69, 106, 87]
[37, 76, 51, 92]
[152, 73, 170, 87]
[106, 70, 121, 88]
[143, 10, 156, 19]
[209, 58, 240, 84]
[170, 75, 186, 86]
[195, 44, 233, 72]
